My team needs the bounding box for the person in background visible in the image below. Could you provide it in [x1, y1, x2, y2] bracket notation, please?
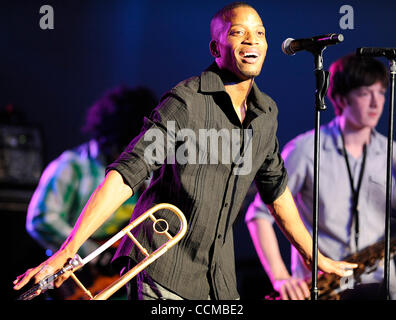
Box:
[246, 53, 396, 300]
[25, 86, 157, 299]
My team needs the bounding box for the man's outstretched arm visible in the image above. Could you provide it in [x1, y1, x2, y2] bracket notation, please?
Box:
[266, 187, 357, 278]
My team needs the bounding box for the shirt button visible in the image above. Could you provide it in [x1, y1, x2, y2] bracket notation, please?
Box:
[217, 234, 222, 239]
[224, 203, 229, 207]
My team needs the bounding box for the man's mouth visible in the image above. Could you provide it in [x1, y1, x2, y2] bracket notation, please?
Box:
[239, 51, 260, 64]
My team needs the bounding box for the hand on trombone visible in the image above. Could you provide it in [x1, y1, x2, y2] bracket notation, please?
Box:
[13, 171, 186, 301]
[13, 246, 77, 298]
[13, 170, 134, 299]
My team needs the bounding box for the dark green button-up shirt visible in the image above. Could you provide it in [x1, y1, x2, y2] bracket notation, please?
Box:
[106, 63, 288, 299]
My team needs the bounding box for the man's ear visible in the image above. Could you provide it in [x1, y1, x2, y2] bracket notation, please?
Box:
[335, 94, 348, 111]
[209, 40, 220, 58]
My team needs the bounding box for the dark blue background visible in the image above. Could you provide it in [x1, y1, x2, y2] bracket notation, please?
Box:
[3, 0, 395, 300]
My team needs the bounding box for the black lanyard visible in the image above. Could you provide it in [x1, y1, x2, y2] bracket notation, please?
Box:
[340, 132, 367, 250]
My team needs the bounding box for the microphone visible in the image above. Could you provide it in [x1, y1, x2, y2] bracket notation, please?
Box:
[282, 33, 344, 56]
[356, 47, 396, 59]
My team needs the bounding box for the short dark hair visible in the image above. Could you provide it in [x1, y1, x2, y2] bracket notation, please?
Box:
[210, 2, 254, 39]
[82, 86, 157, 156]
[328, 53, 388, 116]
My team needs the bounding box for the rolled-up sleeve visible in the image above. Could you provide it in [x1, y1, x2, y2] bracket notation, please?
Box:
[254, 135, 288, 205]
[245, 192, 275, 223]
[247, 134, 309, 223]
[106, 92, 188, 194]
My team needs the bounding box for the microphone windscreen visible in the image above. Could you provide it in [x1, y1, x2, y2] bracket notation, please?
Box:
[281, 38, 295, 56]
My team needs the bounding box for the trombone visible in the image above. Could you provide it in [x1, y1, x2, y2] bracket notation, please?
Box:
[18, 203, 187, 300]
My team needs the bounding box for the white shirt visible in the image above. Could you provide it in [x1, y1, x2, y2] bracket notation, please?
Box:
[246, 118, 396, 298]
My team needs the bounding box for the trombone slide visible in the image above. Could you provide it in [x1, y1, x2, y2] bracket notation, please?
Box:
[18, 203, 187, 300]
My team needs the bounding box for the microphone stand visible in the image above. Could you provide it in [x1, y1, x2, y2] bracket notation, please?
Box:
[384, 57, 395, 300]
[307, 46, 330, 301]
[356, 48, 396, 300]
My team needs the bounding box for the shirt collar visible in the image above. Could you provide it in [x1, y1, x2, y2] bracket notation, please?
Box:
[88, 139, 100, 158]
[366, 128, 383, 154]
[200, 62, 226, 93]
[323, 118, 343, 152]
[200, 62, 269, 114]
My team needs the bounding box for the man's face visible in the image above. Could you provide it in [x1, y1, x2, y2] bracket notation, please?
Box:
[211, 7, 267, 81]
[341, 81, 386, 129]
